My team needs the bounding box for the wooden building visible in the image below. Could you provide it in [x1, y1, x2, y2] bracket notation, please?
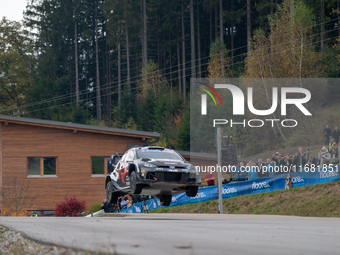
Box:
[0, 115, 160, 215]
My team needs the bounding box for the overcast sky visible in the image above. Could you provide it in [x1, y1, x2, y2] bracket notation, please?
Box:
[1, 0, 28, 22]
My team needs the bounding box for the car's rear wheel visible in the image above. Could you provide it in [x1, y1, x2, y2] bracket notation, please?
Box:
[106, 181, 118, 204]
[160, 195, 172, 206]
[130, 171, 143, 194]
[186, 186, 199, 197]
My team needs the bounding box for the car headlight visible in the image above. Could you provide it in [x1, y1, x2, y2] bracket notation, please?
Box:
[142, 162, 156, 168]
[186, 165, 196, 171]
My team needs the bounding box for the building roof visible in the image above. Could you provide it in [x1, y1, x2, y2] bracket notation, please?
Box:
[0, 115, 161, 139]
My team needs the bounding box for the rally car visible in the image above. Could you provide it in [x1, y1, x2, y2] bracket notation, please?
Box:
[105, 146, 201, 206]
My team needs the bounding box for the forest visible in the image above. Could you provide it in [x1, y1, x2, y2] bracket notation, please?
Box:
[0, 0, 340, 155]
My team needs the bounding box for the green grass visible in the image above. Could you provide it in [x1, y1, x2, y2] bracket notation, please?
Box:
[152, 181, 340, 217]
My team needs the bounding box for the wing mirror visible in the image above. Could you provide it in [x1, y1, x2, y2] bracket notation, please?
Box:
[110, 153, 120, 166]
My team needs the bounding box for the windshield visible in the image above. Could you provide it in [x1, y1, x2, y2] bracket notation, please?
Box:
[136, 150, 183, 160]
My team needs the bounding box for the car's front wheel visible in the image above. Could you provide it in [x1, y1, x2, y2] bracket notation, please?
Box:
[160, 195, 172, 206]
[106, 181, 118, 204]
[130, 171, 143, 194]
[186, 186, 199, 197]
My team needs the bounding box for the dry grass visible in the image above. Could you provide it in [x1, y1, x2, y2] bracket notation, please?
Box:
[152, 181, 340, 217]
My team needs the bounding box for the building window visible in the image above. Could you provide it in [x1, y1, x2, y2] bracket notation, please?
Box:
[44, 158, 56, 175]
[28, 157, 57, 176]
[28, 158, 40, 175]
[92, 156, 107, 175]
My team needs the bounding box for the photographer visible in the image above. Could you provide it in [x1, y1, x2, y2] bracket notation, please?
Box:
[272, 152, 284, 167]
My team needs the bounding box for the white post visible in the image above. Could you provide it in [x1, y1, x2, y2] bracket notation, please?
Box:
[217, 128, 223, 214]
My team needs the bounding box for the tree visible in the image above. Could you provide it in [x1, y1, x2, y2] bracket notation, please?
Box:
[245, 0, 323, 79]
[0, 18, 35, 115]
[247, 0, 252, 54]
[244, 0, 326, 144]
[190, 0, 196, 78]
[207, 38, 232, 78]
[141, 0, 147, 69]
[0, 177, 36, 216]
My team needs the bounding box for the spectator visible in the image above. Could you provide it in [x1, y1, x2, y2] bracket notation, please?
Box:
[120, 197, 127, 209]
[248, 161, 259, 181]
[328, 137, 336, 152]
[101, 198, 115, 213]
[306, 155, 317, 167]
[324, 125, 331, 145]
[141, 200, 149, 213]
[222, 177, 230, 184]
[293, 147, 308, 171]
[101, 198, 108, 212]
[257, 158, 266, 178]
[266, 158, 275, 178]
[318, 146, 331, 167]
[333, 126, 340, 144]
[126, 197, 131, 208]
[205, 172, 215, 186]
[235, 162, 247, 181]
[305, 148, 312, 157]
[272, 152, 284, 167]
[29, 211, 38, 217]
[329, 143, 339, 164]
[282, 154, 293, 168]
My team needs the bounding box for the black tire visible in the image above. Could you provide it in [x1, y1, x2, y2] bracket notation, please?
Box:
[130, 171, 143, 194]
[186, 186, 198, 197]
[106, 181, 118, 204]
[160, 195, 172, 206]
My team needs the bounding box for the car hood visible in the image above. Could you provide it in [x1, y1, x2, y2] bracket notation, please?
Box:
[138, 159, 190, 168]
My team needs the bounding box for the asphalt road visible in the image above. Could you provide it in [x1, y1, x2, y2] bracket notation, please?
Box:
[1, 213, 340, 255]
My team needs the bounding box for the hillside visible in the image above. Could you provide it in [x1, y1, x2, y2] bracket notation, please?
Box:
[152, 181, 340, 217]
[244, 104, 340, 158]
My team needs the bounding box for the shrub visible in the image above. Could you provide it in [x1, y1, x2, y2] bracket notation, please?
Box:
[83, 202, 102, 216]
[54, 196, 86, 217]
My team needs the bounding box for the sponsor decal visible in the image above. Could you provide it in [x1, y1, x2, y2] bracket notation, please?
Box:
[252, 181, 270, 193]
[192, 191, 207, 200]
[222, 187, 237, 197]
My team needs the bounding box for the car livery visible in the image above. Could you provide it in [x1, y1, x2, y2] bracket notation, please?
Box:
[105, 146, 201, 206]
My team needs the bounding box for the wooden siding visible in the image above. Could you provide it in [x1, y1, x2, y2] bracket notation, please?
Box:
[0, 123, 147, 211]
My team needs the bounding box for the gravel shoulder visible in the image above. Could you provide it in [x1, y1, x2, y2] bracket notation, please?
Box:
[0, 225, 89, 255]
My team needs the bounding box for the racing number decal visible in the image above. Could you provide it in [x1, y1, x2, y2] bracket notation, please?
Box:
[120, 166, 128, 184]
[117, 164, 128, 186]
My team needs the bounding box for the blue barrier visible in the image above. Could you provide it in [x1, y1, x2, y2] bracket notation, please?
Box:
[119, 167, 339, 213]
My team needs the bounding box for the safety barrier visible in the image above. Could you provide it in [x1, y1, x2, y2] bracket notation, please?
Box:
[119, 166, 339, 213]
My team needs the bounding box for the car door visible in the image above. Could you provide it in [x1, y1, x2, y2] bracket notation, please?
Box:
[116, 150, 134, 187]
